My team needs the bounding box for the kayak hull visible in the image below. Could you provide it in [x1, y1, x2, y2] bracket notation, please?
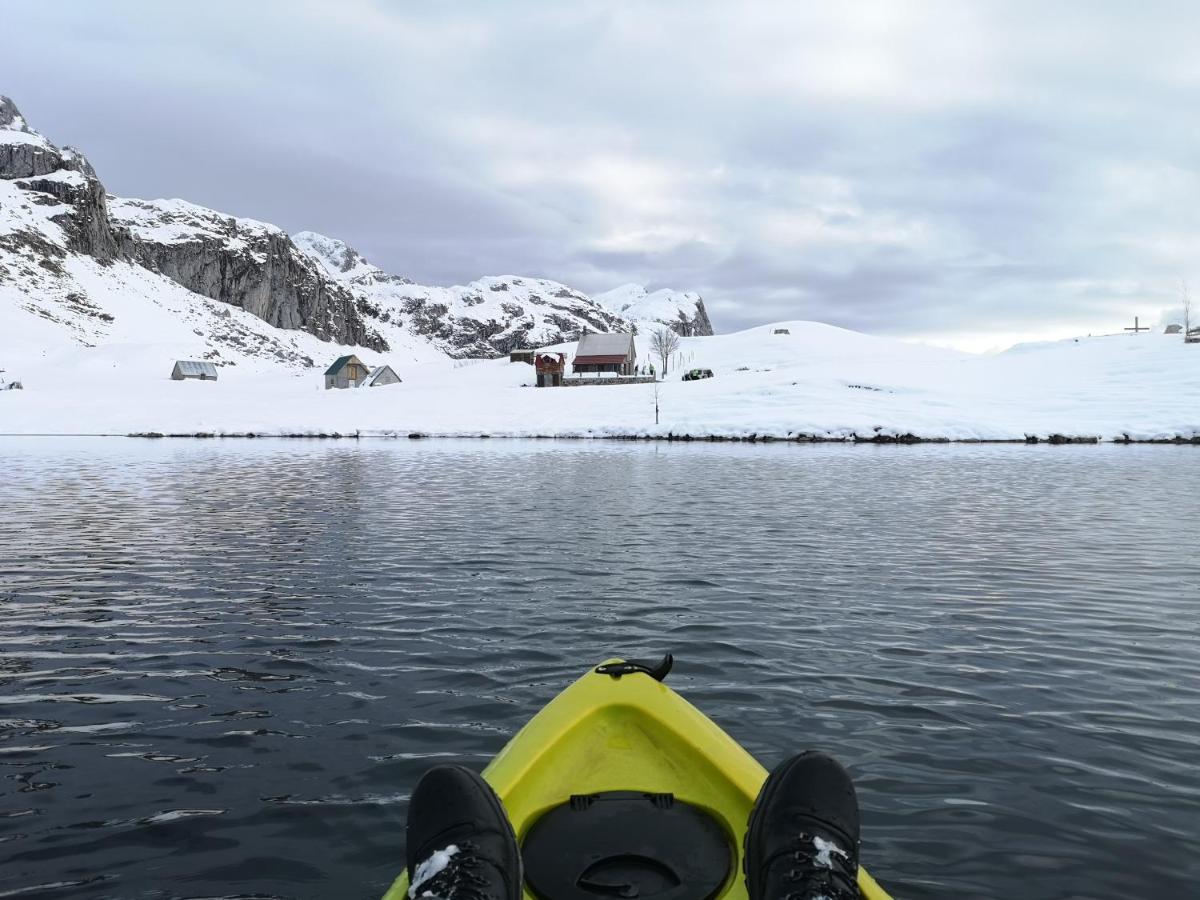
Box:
[382, 662, 891, 900]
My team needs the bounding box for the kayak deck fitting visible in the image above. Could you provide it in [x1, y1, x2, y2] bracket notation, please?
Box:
[382, 657, 891, 900]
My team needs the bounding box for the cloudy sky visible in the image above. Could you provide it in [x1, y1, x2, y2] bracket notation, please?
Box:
[5, 1, 1199, 349]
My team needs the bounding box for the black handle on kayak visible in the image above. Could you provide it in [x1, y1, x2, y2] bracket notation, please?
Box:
[595, 653, 673, 682]
[576, 877, 639, 898]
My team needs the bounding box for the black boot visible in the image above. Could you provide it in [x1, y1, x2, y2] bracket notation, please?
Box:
[744, 751, 862, 900]
[405, 766, 522, 900]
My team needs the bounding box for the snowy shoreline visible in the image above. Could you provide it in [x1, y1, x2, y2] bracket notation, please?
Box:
[4, 322, 1198, 445]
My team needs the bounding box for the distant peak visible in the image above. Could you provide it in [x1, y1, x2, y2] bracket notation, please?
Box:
[293, 230, 355, 265]
[292, 230, 411, 285]
[293, 230, 366, 275]
[593, 283, 713, 336]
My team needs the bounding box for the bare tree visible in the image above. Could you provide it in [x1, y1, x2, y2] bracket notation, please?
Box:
[650, 327, 680, 377]
[1182, 278, 1193, 339]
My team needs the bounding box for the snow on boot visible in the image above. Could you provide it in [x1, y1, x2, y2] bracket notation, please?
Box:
[405, 766, 521, 900]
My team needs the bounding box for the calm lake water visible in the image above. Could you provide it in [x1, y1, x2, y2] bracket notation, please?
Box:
[0, 438, 1198, 899]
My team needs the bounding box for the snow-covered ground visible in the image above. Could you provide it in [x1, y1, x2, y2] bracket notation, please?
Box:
[2, 320, 1196, 441]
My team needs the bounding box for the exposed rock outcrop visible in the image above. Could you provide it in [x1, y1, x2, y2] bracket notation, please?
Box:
[1, 99, 119, 263]
[0, 96, 62, 179]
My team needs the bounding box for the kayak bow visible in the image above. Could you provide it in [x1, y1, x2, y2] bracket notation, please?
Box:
[383, 658, 890, 900]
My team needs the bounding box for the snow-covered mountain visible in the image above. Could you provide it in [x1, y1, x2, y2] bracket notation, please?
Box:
[293, 231, 713, 358]
[0, 95, 391, 369]
[296, 231, 626, 358]
[593, 283, 713, 337]
[1, 94, 714, 373]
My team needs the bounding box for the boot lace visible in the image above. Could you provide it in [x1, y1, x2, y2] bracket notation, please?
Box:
[410, 842, 496, 900]
[780, 832, 860, 900]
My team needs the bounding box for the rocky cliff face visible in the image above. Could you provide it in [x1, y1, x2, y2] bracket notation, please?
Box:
[110, 200, 383, 349]
[0, 96, 61, 178]
[0, 98, 120, 262]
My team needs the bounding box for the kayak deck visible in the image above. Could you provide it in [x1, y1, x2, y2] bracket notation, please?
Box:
[383, 661, 890, 900]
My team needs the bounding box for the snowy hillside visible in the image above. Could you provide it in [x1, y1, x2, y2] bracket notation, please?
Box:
[3, 320, 1196, 441]
[0, 177, 441, 378]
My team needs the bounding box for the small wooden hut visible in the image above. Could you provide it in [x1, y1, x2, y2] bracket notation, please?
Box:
[535, 352, 566, 387]
[325, 355, 371, 389]
[171, 360, 218, 381]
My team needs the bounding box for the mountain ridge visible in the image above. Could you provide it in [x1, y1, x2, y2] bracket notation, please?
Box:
[1, 95, 713, 369]
[292, 230, 714, 358]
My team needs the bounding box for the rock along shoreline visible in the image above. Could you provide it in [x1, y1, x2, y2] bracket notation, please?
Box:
[118, 431, 1200, 445]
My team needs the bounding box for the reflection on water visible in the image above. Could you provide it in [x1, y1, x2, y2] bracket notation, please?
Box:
[1, 438, 1198, 899]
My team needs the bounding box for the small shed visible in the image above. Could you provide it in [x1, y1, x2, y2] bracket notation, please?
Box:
[171, 360, 218, 381]
[572, 333, 637, 376]
[510, 349, 535, 365]
[325, 354, 371, 389]
[773, 328, 791, 335]
[363, 365, 401, 387]
[535, 352, 566, 387]
[1165, 324, 1183, 335]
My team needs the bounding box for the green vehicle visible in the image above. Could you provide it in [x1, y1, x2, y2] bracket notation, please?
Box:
[682, 368, 714, 381]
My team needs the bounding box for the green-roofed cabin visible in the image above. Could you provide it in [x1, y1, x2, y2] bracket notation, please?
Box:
[325, 354, 371, 389]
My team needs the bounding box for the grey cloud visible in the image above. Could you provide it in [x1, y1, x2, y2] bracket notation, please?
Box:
[3, 0, 1198, 347]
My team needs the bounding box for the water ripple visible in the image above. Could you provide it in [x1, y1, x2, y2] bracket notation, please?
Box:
[0, 438, 1198, 898]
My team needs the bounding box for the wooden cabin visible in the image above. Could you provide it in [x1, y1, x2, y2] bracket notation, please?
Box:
[572, 333, 636, 376]
[171, 360, 218, 381]
[510, 349, 536, 365]
[325, 355, 371, 389]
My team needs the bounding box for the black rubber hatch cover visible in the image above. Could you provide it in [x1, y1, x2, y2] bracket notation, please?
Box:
[522, 791, 732, 900]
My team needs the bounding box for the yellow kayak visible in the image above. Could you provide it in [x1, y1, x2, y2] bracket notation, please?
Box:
[382, 657, 891, 900]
